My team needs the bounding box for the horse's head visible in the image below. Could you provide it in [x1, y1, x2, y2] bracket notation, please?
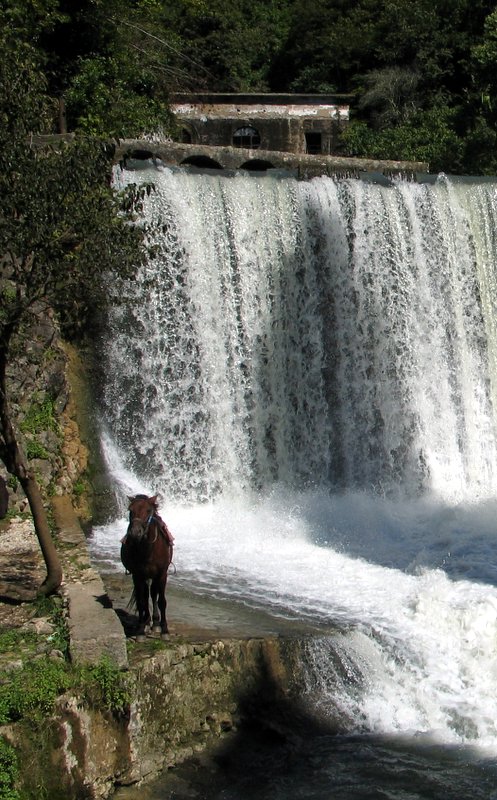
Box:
[127, 494, 159, 541]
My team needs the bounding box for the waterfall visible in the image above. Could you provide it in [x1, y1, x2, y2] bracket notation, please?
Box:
[103, 167, 497, 505]
[94, 164, 497, 754]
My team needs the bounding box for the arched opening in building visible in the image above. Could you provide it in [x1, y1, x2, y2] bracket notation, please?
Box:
[239, 159, 274, 171]
[233, 126, 261, 149]
[180, 155, 223, 170]
[180, 128, 192, 144]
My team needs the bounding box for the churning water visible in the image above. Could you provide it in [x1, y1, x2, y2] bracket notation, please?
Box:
[92, 165, 497, 796]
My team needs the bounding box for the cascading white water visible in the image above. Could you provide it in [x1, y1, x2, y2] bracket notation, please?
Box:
[93, 164, 497, 752]
[104, 167, 497, 503]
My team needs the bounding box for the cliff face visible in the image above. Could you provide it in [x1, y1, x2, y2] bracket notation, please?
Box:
[0, 327, 332, 800]
[1, 312, 92, 518]
[5, 636, 316, 799]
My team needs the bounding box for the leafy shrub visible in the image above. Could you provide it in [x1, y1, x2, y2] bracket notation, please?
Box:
[34, 596, 69, 658]
[80, 657, 131, 716]
[0, 738, 19, 800]
[0, 660, 71, 724]
[25, 441, 50, 461]
[20, 399, 58, 436]
[0, 655, 131, 726]
[342, 107, 465, 173]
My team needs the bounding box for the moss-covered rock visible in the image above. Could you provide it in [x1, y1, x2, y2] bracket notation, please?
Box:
[2, 636, 313, 799]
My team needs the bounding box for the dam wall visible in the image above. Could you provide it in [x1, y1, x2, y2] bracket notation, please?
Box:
[115, 138, 429, 179]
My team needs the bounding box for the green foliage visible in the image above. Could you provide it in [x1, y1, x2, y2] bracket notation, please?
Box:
[270, 0, 378, 92]
[3, 0, 497, 172]
[5, 476, 17, 492]
[0, 738, 19, 800]
[64, 54, 174, 138]
[2, 0, 66, 43]
[0, 287, 16, 326]
[268, 0, 497, 172]
[81, 657, 132, 715]
[0, 601, 69, 725]
[0, 25, 147, 342]
[127, 636, 168, 656]
[72, 476, 87, 497]
[342, 106, 465, 173]
[463, 115, 497, 175]
[0, 628, 39, 653]
[25, 442, 50, 460]
[0, 660, 71, 724]
[357, 67, 422, 128]
[0, 655, 130, 726]
[2, 0, 497, 198]
[0, 593, 126, 723]
[35, 595, 69, 657]
[20, 399, 58, 436]
[19, 399, 58, 461]
[472, 8, 497, 76]
[0, 4, 146, 591]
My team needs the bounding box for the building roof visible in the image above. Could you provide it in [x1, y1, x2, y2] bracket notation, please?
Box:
[171, 93, 351, 120]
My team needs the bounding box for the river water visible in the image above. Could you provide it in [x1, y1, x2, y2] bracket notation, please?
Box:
[91, 165, 497, 797]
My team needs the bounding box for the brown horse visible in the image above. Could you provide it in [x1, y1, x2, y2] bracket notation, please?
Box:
[121, 494, 173, 640]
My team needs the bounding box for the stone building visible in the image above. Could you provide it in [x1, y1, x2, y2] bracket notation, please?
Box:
[170, 93, 351, 157]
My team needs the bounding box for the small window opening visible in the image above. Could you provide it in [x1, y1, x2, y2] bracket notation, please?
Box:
[181, 128, 192, 144]
[305, 132, 322, 155]
[233, 126, 261, 149]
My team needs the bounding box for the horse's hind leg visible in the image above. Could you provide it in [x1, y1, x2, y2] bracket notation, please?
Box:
[133, 577, 151, 640]
[151, 574, 169, 638]
[151, 585, 161, 634]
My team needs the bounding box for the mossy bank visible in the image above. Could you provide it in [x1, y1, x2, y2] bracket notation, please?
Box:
[1, 634, 322, 799]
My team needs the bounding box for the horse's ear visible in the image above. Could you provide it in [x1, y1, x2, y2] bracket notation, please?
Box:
[127, 495, 134, 505]
[150, 494, 159, 507]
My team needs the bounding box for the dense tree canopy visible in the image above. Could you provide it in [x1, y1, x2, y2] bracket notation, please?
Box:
[4, 0, 495, 173]
[4, 0, 497, 589]
[0, 4, 147, 593]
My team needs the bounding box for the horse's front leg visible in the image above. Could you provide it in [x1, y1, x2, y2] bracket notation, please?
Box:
[151, 589, 160, 632]
[133, 576, 151, 640]
[151, 573, 169, 638]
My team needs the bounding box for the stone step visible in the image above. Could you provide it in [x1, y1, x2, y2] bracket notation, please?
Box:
[52, 495, 128, 669]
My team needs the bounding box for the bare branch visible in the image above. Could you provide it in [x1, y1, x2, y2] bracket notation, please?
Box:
[108, 15, 217, 82]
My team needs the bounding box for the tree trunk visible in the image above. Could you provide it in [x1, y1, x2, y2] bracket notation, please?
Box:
[0, 334, 63, 596]
[19, 473, 63, 595]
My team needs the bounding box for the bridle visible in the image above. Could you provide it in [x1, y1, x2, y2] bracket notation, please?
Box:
[128, 506, 159, 543]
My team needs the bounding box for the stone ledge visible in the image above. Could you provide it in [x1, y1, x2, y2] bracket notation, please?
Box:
[65, 579, 128, 669]
[51, 495, 128, 669]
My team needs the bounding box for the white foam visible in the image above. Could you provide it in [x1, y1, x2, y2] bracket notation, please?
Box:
[92, 482, 497, 750]
[93, 169, 497, 751]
